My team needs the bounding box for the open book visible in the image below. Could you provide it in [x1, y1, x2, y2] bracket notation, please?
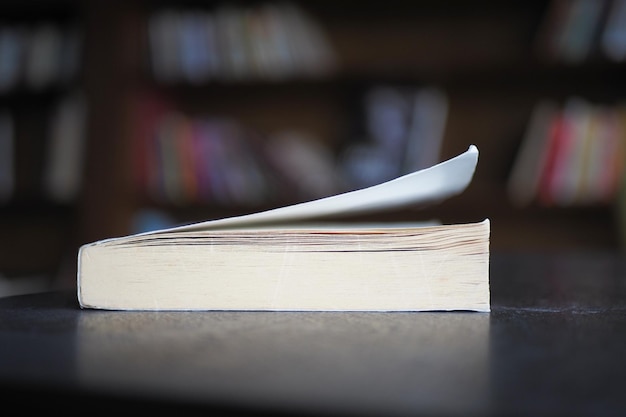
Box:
[77, 145, 490, 312]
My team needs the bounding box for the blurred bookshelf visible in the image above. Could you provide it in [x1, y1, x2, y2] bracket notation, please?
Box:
[0, 0, 85, 295]
[2, 0, 626, 295]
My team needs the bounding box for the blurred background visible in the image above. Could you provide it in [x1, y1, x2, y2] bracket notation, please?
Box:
[1, 0, 626, 296]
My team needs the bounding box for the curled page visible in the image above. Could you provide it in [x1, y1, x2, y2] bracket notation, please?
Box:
[149, 145, 479, 233]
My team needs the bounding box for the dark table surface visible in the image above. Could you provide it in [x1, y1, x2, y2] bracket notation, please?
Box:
[2, 251, 626, 417]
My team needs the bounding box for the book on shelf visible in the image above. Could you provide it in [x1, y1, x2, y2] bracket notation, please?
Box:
[507, 100, 559, 207]
[539, 98, 588, 206]
[0, 22, 81, 93]
[601, 0, 626, 61]
[131, 93, 342, 207]
[148, 3, 336, 83]
[24, 24, 64, 90]
[0, 26, 22, 93]
[556, 0, 606, 64]
[44, 92, 87, 203]
[77, 145, 490, 312]
[403, 86, 449, 172]
[341, 85, 449, 190]
[535, 0, 626, 63]
[0, 109, 14, 203]
[508, 98, 626, 207]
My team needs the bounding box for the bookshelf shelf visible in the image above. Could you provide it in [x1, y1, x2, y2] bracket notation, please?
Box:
[0, 0, 86, 291]
[1, 0, 625, 294]
[119, 0, 626, 238]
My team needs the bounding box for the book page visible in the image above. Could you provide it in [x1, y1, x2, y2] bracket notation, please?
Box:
[139, 145, 478, 234]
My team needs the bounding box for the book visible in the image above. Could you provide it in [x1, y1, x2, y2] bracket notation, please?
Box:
[507, 100, 558, 207]
[556, 0, 605, 64]
[0, 109, 14, 203]
[601, 0, 626, 61]
[24, 24, 63, 90]
[403, 86, 449, 172]
[544, 97, 590, 206]
[340, 85, 448, 191]
[44, 92, 87, 202]
[77, 145, 490, 312]
[536, 105, 572, 206]
[0, 26, 23, 93]
[535, 0, 607, 63]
